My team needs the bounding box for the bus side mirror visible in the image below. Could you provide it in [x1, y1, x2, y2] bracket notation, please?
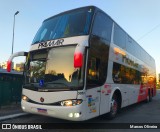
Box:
[74, 52, 83, 68]
[7, 61, 12, 72]
[6, 51, 28, 72]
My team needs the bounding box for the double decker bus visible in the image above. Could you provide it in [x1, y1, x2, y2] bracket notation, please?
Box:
[7, 6, 156, 121]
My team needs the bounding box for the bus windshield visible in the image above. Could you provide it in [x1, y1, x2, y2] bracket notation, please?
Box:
[32, 7, 93, 44]
[25, 46, 84, 91]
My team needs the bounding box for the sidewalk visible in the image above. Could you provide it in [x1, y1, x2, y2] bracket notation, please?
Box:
[0, 103, 28, 121]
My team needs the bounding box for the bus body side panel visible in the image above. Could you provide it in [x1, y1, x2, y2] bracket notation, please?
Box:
[84, 87, 101, 119]
[99, 84, 111, 115]
[106, 44, 142, 108]
[108, 43, 156, 107]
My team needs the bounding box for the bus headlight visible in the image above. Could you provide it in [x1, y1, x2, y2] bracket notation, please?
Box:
[60, 99, 83, 106]
[22, 95, 29, 102]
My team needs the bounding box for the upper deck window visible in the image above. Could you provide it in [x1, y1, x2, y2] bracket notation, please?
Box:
[92, 12, 113, 43]
[32, 7, 94, 44]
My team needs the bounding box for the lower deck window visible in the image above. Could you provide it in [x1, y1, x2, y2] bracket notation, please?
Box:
[112, 62, 142, 84]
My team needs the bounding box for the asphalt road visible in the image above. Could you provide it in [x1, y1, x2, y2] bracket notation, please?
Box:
[2, 90, 160, 132]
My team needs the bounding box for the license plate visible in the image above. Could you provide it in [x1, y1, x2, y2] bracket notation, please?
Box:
[37, 108, 47, 114]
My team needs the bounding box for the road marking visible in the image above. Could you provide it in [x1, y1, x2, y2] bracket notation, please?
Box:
[0, 113, 29, 121]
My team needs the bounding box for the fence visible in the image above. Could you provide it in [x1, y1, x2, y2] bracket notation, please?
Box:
[0, 69, 23, 107]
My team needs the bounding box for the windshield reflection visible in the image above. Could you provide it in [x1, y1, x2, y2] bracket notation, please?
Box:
[25, 46, 84, 90]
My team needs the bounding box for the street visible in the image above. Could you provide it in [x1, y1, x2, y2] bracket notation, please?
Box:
[1, 90, 160, 131]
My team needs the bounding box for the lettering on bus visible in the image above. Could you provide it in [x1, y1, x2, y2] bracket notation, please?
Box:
[38, 39, 64, 49]
[122, 55, 139, 68]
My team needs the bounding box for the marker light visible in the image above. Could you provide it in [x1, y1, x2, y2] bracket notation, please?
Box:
[74, 52, 83, 68]
[7, 61, 12, 72]
[22, 106, 25, 110]
[68, 113, 73, 118]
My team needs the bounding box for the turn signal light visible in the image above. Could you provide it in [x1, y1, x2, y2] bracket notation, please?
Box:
[74, 52, 83, 68]
[7, 61, 12, 72]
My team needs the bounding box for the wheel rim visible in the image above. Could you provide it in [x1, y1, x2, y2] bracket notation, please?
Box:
[111, 99, 118, 115]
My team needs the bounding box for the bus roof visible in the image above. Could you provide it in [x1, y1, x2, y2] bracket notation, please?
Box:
[44, 6, 97, 22]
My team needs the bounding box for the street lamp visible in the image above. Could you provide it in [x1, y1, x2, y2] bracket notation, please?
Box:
[11, 11, 19, 54]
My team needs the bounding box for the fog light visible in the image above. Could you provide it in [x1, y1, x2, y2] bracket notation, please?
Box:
[74, 113, 80, 118]
[68, 113, 73, 118]
[22, 106, 25, 110]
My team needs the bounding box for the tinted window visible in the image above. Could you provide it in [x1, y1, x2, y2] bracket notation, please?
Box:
[126, 36, 138, 57]
[87, 36, 109, 88]
[114, 24, 155, 70]
[113, 24, 126, 49]
[125, 35, 155, 69]
[32, 8, 93, 44]
[112, 62, 141, 84]
[92, 12, 113, 43]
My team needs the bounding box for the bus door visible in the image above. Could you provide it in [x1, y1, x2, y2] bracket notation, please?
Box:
[85, 86, 101, 118]
[85, 57, 101, 119]
[85, 35, 110, 118]
[100, 84, 111, 115]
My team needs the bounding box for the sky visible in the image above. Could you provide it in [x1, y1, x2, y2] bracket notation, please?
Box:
[0, 0, 160, 79]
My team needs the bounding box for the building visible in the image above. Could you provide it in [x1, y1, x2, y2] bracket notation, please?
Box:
[0, 61, 15, 70]
[14, 63, 24, 72]
[0, 61, 7, 69]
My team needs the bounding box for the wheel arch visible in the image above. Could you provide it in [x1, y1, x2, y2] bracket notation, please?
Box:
[109, 88, 122, 109]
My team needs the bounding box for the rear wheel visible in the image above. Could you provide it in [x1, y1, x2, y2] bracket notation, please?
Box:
[146, 89, 152, 102]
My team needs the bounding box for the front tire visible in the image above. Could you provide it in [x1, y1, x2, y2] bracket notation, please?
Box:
[108, 95, 118, 119]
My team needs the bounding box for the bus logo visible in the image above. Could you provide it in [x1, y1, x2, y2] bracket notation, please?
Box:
[40, 97, 44, 103]
[38, 39, 64, 49]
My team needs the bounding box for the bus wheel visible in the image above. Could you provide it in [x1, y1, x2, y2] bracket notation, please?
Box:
[108, 95, 118, 119]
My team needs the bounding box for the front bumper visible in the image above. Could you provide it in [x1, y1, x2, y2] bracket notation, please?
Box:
[21, 100, 86, 121]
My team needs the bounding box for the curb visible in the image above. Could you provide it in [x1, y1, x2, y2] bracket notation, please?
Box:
[0, 113, 29, 122]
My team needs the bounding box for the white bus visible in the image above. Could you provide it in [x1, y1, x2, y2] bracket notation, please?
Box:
[7, 6, 156, 121]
